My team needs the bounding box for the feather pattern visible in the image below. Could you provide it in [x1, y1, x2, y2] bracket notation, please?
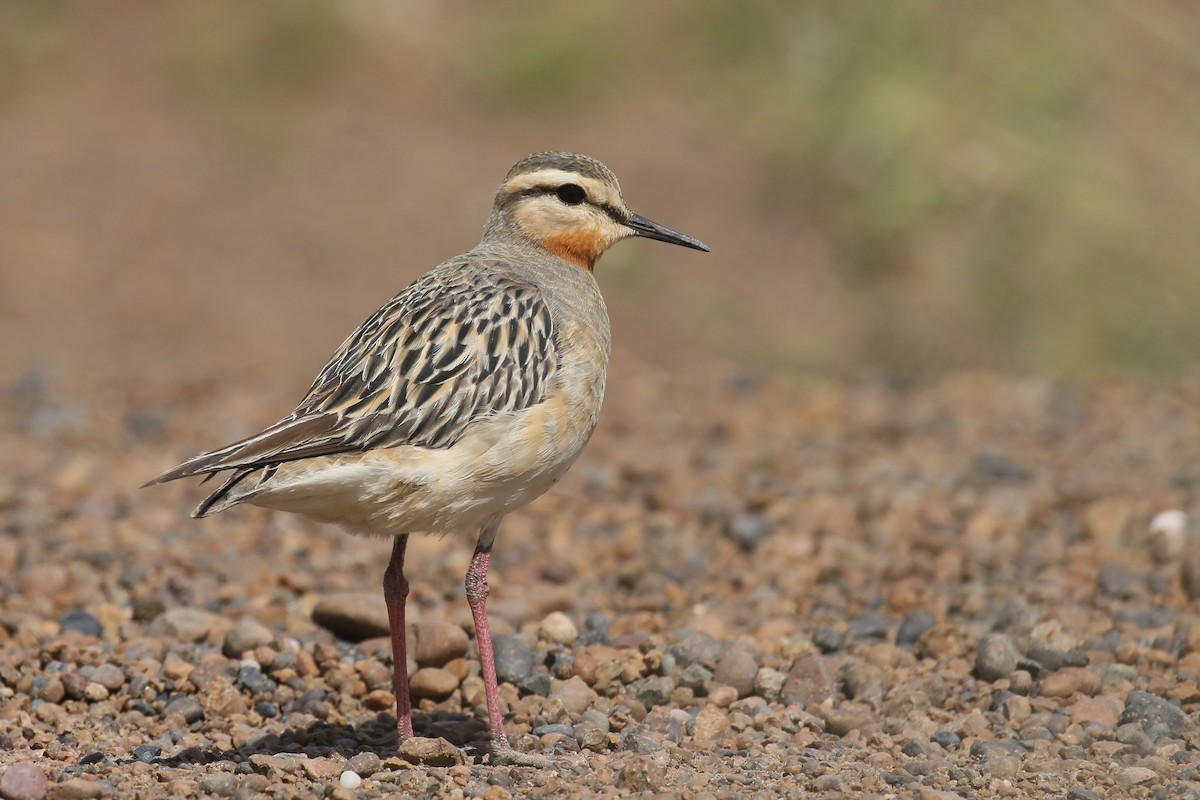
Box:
[147, 258, 559, 486]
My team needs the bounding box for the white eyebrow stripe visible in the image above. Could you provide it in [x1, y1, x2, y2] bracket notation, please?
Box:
[500, 170, 622, 209]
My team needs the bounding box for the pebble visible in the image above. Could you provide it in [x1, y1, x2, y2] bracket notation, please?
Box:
[753, 667, 786, 702]
[91, 663, 126, 691]
[47, 780, 100, 800]
[0, 763, 48, 800]
[58, 610, 103, 638]
[713, 649, 758, 697]
[412, 622, 469, 667]
[131, 744, 161, 763]
[163, 695, 204, 724]
[896, 608, 936, 646]
[975, 634, 1020, 681]
[197, 774, 236, 797]
[339, 771, 362, 790]
[692, 705, 732, 743]
[222, 618, 273, 658]
[724, 511, 773, 550]
[397, 736, 466, 767]
[149, 608, 218, 643]
[490, 634, 534, 684]
[345, 752, 380, 777]
[548, 676, 597, 715]
[311, 593, 390, 641]
[1119, 690, 1189, 739]
[409, 667, 460, 699]
[811, 627, 844, 653]
[617, 756, 664, 791]
[1148, 509, 1188, 562]
[1039, 667, 1100, 698]
[781, 654, 836, 708]
[537, 611, 578, 645]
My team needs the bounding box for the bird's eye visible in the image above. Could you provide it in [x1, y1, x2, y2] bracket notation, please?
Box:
[555, 184, 586, 205]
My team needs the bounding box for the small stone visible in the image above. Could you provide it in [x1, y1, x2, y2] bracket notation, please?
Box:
[1097, 563, 1140, 598]
[713, 649, 758, 698]
[896, 609, 936, 647]
[0, 762, 48, 800]
[150, 608, 218, 643]
[725, 511, 773, 551]
[339, 772, 362, 790]
[819, 702, 875, 736]
[1071, 695, 1122, 727]
[1149, 509, 1188, 562]
[1001, 694, 1031, 723]
[1115, 766, 1157, 788]
[47, 780, 100, 800]
[781, 654, 836, 709]
[1039, 667, 1101, 698]
[82, 683, 109, 702]
[617, 756, 663, 791]
[574, 722, 608, 752]
[692, 705, 731, 744]
[669, 634, 723, 672]
[412, 622, 469, 668]
[311, 593, 390, 641]
[980, 756, 1019, 779]
[163, 695, 204, 724]
[537, 612, 578, 645]
[30, 677, 64, 704]
[930, 730, 960, 750]
[622, 733, 662, 754]
[548, 676, 597, 715]
[975, 634, 1019, 681]
[811, 627, 844, 653]
[131, 745, 161, 763]
[707, 684, 738, 707]
[678, 663, 713, 693]
[197, 773, 237, 797]
[302, 757, 341, 781]
[89, 664, 125, 692]
[223, 619, 273, 658]
[505, 662, 544, 692]
[1067, 789, 1100, 800]
[397, 736, 466, 767]
[491, 634, 534, 684]
[345, 752, 381, 777]
[409, 667, 460, 699]
[1119, 691, 1189, 739]
[58, 610, 103, 638]
[753, 667, 786, 702]
[634, 676, 674, 708]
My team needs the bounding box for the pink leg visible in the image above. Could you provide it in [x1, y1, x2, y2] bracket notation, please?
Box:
[383, 534, 413, 739]
[465, 521, 548, 766]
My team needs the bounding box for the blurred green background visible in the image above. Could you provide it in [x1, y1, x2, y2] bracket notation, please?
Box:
[2, 0, 1198, 387]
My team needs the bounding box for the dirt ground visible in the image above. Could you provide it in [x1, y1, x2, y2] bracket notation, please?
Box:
[2, 363, 1200, 798]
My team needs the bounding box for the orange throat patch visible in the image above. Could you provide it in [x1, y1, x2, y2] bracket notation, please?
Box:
[542, 230, 606, 272]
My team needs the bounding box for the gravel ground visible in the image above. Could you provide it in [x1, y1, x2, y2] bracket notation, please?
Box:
[2, 366, 1200, 798]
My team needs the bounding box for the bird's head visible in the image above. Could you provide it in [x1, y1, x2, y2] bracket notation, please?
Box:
[487, 151, 709, 271]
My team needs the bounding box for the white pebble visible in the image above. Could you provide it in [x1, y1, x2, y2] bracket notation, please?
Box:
[340, 770, 362, 789]
[1149, 509, 1188, 562]
[537, 611, 578, 645]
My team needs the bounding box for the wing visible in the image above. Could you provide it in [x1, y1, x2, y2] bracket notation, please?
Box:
[147, 264, 559, 485]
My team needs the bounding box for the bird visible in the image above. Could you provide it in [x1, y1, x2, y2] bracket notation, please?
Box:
[145, 151, 708, 765]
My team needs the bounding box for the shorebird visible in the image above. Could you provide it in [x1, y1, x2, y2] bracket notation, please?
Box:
[146, 151, 708, 765]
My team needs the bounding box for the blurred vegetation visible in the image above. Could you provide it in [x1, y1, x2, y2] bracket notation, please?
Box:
[3, 1, 1199, 380]
[466, 1, 1200, 377]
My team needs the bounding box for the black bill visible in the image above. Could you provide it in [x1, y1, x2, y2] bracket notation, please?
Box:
[626, 212, 710, 252]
